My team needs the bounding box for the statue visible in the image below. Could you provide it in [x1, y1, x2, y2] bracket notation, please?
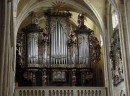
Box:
[77, 14, 85, 27]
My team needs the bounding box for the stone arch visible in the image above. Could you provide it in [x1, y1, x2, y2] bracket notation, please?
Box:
[14, 0, 107, 87]
[16, 0, 105, 35]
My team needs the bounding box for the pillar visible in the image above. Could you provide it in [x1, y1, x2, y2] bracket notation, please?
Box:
[0, 0, 15, 96]
[0, 0, 7, 95]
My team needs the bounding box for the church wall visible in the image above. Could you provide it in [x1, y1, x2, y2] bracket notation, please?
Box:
[121, 0, 130, 95]
[107, 0, 129, 96]
[7, 0, 130, 96]
[86, 0, 106, 25]
[113, 82, 126, 96]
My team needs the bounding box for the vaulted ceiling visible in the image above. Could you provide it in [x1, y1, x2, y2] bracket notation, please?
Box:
[15, 0, 107, 36]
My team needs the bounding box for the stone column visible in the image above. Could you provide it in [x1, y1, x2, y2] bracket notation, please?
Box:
[120, 1, 130, 96]
[0, 0, 7, 96]
[0, 0, 15, 96]
[3, 1, 12, 96]
[106, 2, 114, 96]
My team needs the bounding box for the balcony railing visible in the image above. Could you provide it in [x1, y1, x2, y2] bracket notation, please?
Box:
[15, 87, 107, 96]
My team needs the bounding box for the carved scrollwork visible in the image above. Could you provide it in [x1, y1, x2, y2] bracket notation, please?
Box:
[17, 32, 26, 66]
[89, 34, 101, 64]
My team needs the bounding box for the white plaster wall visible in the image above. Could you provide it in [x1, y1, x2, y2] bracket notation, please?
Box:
[87, 0, 106, 20]
[106, 1, 128, 96]
[113, 82, 125, 96]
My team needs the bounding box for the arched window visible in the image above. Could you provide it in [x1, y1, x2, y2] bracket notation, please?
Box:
[112, 9, 119, 28]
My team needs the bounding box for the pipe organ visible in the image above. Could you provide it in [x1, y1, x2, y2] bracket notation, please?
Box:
[16, 10, 101, 86]
[27, 33, 39, 64]
[50, 20, 68, 64]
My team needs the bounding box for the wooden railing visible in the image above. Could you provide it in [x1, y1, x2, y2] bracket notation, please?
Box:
[15, 87, 107, 96]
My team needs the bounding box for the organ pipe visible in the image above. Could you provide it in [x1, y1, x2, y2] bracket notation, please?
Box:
[50, 20, 69, 64]
[58, 21, 60, 56]
[27, 33, 38, 64]
[20, 11, 101, 70]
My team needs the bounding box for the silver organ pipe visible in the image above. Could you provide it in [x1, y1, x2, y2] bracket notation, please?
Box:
[57, 22, 59, 64]
[65, 35, 66, 64]
[26, 34, 32, 64]
[27, 33, 38, 64]
[58, 21, 60, 57]
[51, 28, 52, 64]
[51, 30, 53, 64]
[31, 42, 32, 63]
[56, 21, 58, 64]
[54, 28, 55, 64]
[64, 32, 66, 64]
[28, 37, 30, 63]
[28, 39, 30, 64]
[65, 38, 67, 63]
[62, 25, 64, 64]
[78, 35, 89, 64]
[59, 23, 61, 64]
[33, 37, 36, 63]
[50, 19, 83, 65]
[53, 30, 54, 64]
[61, 26, 64, 64]
[54, 23, 57, 64]
[45, 45, 47, 64]
[83, 38, 85, 64]
[31, 35, 33, 63]
[33, 35, 35, 63]
[63, 30, 65, 64]
[22, 11, 101, 70]
[57, 21, 59, 64]
[35, 33, 38, 64]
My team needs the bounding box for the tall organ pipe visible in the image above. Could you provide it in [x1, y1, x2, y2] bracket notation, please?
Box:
[55, 21, 57, 64]
[61, 23, 63, 64]
[58, 21, 60, 64]
[61, 25, 63, 64]
[50, 19, 70, 65]
[65, 32, 67, 64]
[33, 35, 35, 63]
[51, 32, 53, 63]
[59, 23, 61, 64]
[63, 28, 65, 64]
[53, 26, 56, 64]
[31, 34, 33, 63]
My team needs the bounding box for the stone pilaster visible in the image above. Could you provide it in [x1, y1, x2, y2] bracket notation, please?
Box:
[0, 0, 15, 96]
[120, 0, 130, 96]
[0, 0, 7, 96]
[3, 2, 12, 96]
[106, 2, 114, 96]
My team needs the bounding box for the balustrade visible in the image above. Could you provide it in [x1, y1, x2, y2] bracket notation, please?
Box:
[15, 87, 106, 96]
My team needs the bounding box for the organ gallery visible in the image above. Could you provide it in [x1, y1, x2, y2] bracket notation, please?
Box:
[16, 9, 101, 86]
